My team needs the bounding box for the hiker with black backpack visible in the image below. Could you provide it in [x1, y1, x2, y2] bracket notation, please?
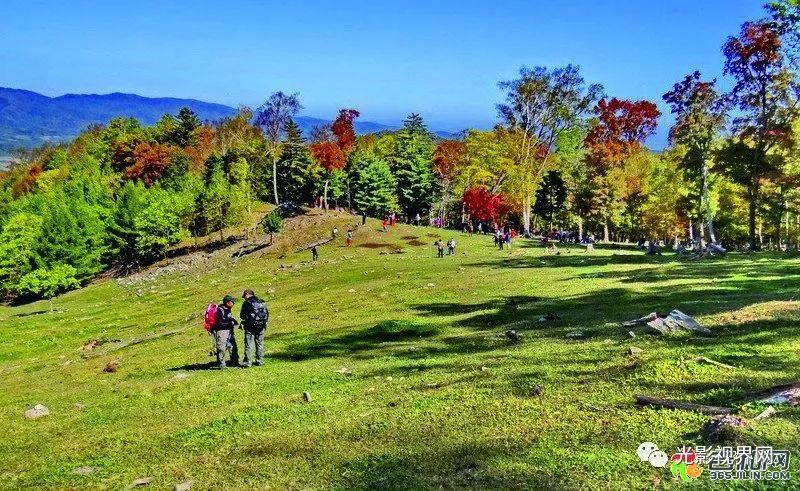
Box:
[240, 289, 269, 367]
[210, 295, 239, 368]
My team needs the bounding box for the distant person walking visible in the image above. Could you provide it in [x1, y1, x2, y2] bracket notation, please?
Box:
[414, 213, 421, 226]
[447, 239, 456, 255]
[212, 295, 239, 368]
[345, 229, 353, 246]
[311, 245, 318, 261]
[362, 211, 367, 226]
[240, 289, 269, 367]
[436, 239, 445, 258]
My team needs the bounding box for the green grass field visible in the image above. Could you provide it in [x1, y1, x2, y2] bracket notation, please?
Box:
[2, 213, 800, 490]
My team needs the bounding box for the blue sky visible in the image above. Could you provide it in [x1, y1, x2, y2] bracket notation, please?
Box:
[1, 0, 766, 146]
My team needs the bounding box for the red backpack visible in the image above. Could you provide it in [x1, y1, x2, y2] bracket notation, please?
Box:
[203, 303, 219, 332]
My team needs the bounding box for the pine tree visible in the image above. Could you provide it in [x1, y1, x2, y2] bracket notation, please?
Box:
[174, 107, 201, 147]
[392, 113, 437, 219]
[533, 170, 568, 228]
[353, 155, 398, 216]
[277, 119, 320, 205]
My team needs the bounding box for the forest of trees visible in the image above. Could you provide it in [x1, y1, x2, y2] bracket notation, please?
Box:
[1, 0, 800, 300]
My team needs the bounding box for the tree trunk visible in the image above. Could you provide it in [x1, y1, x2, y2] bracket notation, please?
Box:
[323, 179, 330, 211]
[578, 216, 583, 241]
[701, 159, 716, 244]
[603, 222, 609, 242]
[748, 181, 759, 250]
[522, 196, 531, 235]
[272, 154, 280, 206]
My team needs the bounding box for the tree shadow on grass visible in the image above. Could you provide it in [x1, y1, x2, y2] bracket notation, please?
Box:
[271, 320, 444, 362]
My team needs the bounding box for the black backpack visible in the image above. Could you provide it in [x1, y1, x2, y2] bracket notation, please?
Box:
[249, 298, 268, 330]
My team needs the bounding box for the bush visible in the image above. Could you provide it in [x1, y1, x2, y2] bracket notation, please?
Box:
[16, 264, 80, 305]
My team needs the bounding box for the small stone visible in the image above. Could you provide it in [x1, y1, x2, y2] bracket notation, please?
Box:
[505, 330, 522, 342]
[130, 476, 154, 486]
[348, 289, 356, 293]
[334, 367, 352, 375]
[303, 391, 312, 402]
[627, 331, 636, 339]
[173, 481, 192, 491]
[754, 406, 776, 421]
[24, 404, 50, 420]
[426, 283, 435, 288]
[73, 466, 98, 475]
[73, 403, 86, 410]
[565, 331, 586, 339]
[530, 385, 543, 396]
[385, 376, 393, 381]
[480, 366, 489, 372]
[628, 347, 644, 356]
[171, 372, 189, 381]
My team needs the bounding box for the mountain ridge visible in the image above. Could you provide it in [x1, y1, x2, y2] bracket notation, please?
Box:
[0, 87, 456, 155]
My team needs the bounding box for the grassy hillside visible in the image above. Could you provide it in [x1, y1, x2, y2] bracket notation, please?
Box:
[1, 213, 799, 490]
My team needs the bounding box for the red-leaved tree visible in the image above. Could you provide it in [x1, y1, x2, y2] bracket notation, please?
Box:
[312, 109, 359, 210]
[584, 98, 660, 240]
[123, 142, 174, 186]
[463, 186, 508, 224]
[310, 140, 346, 210]
[433, 139, 466, 225]
[332, 109, 360, 155]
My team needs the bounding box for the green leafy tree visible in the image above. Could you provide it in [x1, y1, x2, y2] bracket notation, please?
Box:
[353, 155, 398, 216]
[260, 210, 284, 244]
[392, 114, 437, 219]
[133, 189, 188, 259]
[16, 264, 79, 310]
[663, 72, 727, 244]
[498, 65, 603, 234]
[199, 156, 231, 241]
[0, 213, 42, 294]
[32, 186, 108, 281]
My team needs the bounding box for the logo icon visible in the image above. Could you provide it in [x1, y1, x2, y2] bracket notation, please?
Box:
[638, 443, 703, 482]
[636, 442, 669, 468]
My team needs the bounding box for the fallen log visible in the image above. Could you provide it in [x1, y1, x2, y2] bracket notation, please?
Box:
[82, 328, 188, 358]
[634, 395, 733, 415]
[295, 236, 335, 253]
[694, 356, 736, 370]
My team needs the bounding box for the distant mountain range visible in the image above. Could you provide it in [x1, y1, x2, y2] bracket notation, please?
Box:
[0, 87, 456, 156]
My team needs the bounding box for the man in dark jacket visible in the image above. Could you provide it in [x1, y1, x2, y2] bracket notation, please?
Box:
[213, 295, 239, 368]
[240, 289, 269, 367]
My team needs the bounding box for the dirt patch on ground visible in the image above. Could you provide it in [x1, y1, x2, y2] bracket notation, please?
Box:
[406, 240, 427, 246]
[359, 243, 395, 249]
[401, 235, 419, 240]
[426, 233, 441, 238]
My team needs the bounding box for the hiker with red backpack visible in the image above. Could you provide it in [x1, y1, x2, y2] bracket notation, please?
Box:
[206, 295, 239, 368]
[239, 289, 269, 367]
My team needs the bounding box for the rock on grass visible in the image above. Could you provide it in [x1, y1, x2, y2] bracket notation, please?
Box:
[24, 404, 49, 420]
